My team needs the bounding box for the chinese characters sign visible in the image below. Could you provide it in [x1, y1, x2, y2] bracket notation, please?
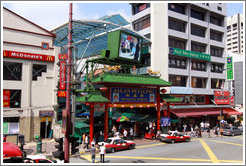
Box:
[227, 57, 233, 80]
[3, 50, 55, 62]
[59, 61, 66, 90]
[214, 90, 230, 105]
[111, 87, 156, 103]
[161, 117, 171, 127]
[169, 47, 211, 61]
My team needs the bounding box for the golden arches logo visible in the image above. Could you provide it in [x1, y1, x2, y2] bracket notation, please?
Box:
[58, 91, 66, 97]
[46, 56, 54, 61]
[3, 50, 7, 57]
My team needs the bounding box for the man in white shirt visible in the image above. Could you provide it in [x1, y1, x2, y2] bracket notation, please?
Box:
[123, 129, 128, 140]
[130, 128, 134, 140]
[99, 143, 106, 163]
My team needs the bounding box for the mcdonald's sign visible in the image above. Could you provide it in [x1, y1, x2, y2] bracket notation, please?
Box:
[60, 61, 66, 90]
[58, 91, 67, 97]
[59, 54, 68, 60]
[3, 90, 10, 107]
[3, 50, 55, 62]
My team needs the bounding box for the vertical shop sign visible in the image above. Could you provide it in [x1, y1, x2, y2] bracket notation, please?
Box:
[3, 90, 10, 107]
[60, 61, 66, 90]
[227, 57, 233, 80]
[161, 117, 171, 127]
[62, 109, 67, 134]
[214, 90, 230, 105]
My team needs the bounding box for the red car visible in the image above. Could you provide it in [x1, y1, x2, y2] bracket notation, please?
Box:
[3, 142, 26, 163]
[160, 131, 191, 144]
[98, 137, 135, 153]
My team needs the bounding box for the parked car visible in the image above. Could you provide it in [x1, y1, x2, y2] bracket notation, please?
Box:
[25, 154, 60, 163]
[3, 142, 26, 163]
[97, 137, 135, 153]
[222, 126, 243, 136]
[160, 131, 191, 144]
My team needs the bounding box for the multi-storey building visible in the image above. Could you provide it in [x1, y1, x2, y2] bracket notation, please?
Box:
[3, 7, 60, 142]
[227, 13, 244, 53]
[130, 3, 242, 129]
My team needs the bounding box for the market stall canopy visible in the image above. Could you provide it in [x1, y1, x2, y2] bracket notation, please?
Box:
[170, 108, 222, 118]
[76, 91, 110, 103]
[170, 104, 232, 109]
[161, 94, 182, 103]
[222, 108, 243, 115]
[52, 14, 150, 59]
[92, 72, 172, 87]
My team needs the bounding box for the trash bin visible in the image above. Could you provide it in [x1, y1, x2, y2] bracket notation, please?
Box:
[37, 142, 42, 153]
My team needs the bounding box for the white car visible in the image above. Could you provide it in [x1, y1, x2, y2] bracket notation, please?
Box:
[25, 154, 62, 163]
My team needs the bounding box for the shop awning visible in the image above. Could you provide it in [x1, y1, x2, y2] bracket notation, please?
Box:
[139, 115, 156, 122]
[170, 104, 232, 109]
[161, 94, 182, 103]
[92, 72, 172, 87]
[222, 108, 243, 116]
[170, 108, 221, 117]
[77, 111, 104, 117]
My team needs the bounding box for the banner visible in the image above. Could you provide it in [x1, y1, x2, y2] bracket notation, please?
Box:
[111, 87, 156, 103]
[3, 90, 10, 107]
[161, 117, 171, 127]
[214, 90, 230, 105]
[62, 109, 67, 134]
[58, 91, 67, 97]
[59, 61, 66, 90]
[227, 57, 233, 80]
[3, 50, 55, 62]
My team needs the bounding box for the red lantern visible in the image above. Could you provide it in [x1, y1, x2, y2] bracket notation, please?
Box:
[154, 103, 157, 107]
[108, 104, 112, 107]
[99, 87, 108, 92]
[121, 105, 125, 108]
[100, 103, 104, 107]
[161, 89, 167, 94]
[86, 103, 90, 106]
[160, 103, 164, 106]
[147, 105, 150, 108]
[114, 104, 117, 107]
[140, 105, 143, 108]
[130, 105, 134, 109]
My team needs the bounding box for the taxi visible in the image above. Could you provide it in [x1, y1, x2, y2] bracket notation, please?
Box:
[97, 137, 135, 153]
[160, 131, 191, 144]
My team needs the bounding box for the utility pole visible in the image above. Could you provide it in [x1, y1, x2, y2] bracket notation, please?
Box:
[64, 3, 73, 163]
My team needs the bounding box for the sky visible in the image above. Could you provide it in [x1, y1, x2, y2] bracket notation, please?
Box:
[2, 2, 244, 31]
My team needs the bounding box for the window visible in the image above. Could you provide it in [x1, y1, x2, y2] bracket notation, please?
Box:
[211, 79, 224, 89]
[32, 64, 47, 80]
[133, 16, 150, 31]
[133, 3, 150, 15]
[169, 75, 187, 87]
[168, 18, 186, 32]
[210, 15, 222, 26]
[169, 56, 187, 69]
[168, 3, 185, 14]
[169, 38, 186, 49]
[191, 43, 206, 53]
[210, 31, 222, 42]
[191, 77, 206, 88]
[3, 90, 21, 108]
[211, 63, 223, 73]
[41, 42, 49, 50]
[191, 25, 205, 37]
[191, 9, 205, 21]
[193, 96, 205, 103]
[210, 46, 223, 58]
[217, 6, 222, 11]
[3, 61, 22, 81]
[233, 23, 237, 28]
[191, 60, 206, 71]
[227, 34, 231, 37]
[114, 140, 119, 144]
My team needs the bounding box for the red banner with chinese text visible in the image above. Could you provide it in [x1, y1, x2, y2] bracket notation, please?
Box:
[3, 90, 10, 107]
[59, 61, 66, 90]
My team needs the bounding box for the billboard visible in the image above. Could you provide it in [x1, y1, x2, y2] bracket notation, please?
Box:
[106, 30, 143, 63]
[119, 32, 142, 61]
[214, 90, 230, 105]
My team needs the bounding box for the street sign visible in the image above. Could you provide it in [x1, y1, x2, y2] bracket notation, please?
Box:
[161, 117, 171, 127]
[46, 117, 49, 126]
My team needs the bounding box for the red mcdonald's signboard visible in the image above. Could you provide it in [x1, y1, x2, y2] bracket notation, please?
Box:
[3, 90, 10, 107]
[60, 61, 66, 90]
[58, 91, 67, 97]
[59, 54, 68, 60]
[3, 50, 55, 62]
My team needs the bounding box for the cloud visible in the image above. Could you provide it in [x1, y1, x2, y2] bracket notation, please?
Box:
[106, 8, 130, 22]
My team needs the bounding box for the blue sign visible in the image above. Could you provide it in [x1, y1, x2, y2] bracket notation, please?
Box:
[111, 87, 156, 103]
[161, 117, 171, 127]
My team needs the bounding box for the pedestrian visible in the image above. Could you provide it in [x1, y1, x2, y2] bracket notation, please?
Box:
[115, 131, 120, 138]
[82, 133, 85, 148]
[99, 143, 106, 163]
[85, 134, 89, 149]
[214, 127, 219, 138]
[90, 144, 96, 163]
[183, 124, 187, 135]
[198, 127, 202, 138]
[130, 127, 134, 140]
[195, 125, 199, 137]
[18, 134, 25, 150]
[91, 139, 95, 148]
[189, 125, 195, 137]
[200, 121, 204, 131]
[204, 121, 207, 131]
[207, 127, 211, 138]
[123, 129, 128, 140]
[220, 127, 223, 138]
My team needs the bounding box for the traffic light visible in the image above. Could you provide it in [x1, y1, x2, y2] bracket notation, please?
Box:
[70, 136, 79, 155]
[52, 138, 64, 160]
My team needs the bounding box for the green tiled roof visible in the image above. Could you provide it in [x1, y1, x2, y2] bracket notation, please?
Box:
[92, 72, 172, 87]
[76, 91, 110, 103]
[161, 94, 183, 103]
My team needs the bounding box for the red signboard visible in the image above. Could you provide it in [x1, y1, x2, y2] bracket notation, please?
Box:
[140, 3, 147, 11]
[59, 54, 68, 60]
[214, 90, 230, 105]
[58, 91, 67, 97]
[3, 50, 55, 62]
[60, 61, 66, 90]
[229, 96, 235, 106]
[3, 90, 10, 107]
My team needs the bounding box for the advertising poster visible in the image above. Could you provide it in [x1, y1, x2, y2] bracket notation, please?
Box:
[3, 90, 10, 107]
[119, 33, 142, 61]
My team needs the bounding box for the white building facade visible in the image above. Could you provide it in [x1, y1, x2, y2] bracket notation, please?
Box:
[3, 7, 60, 142]
[227, 13, 244, 54]
[130, 3, 227, 96]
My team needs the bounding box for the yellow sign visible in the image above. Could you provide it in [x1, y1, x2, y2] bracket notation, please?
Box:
[41, 116, 52, 122]
[217, 116, 224, 120]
